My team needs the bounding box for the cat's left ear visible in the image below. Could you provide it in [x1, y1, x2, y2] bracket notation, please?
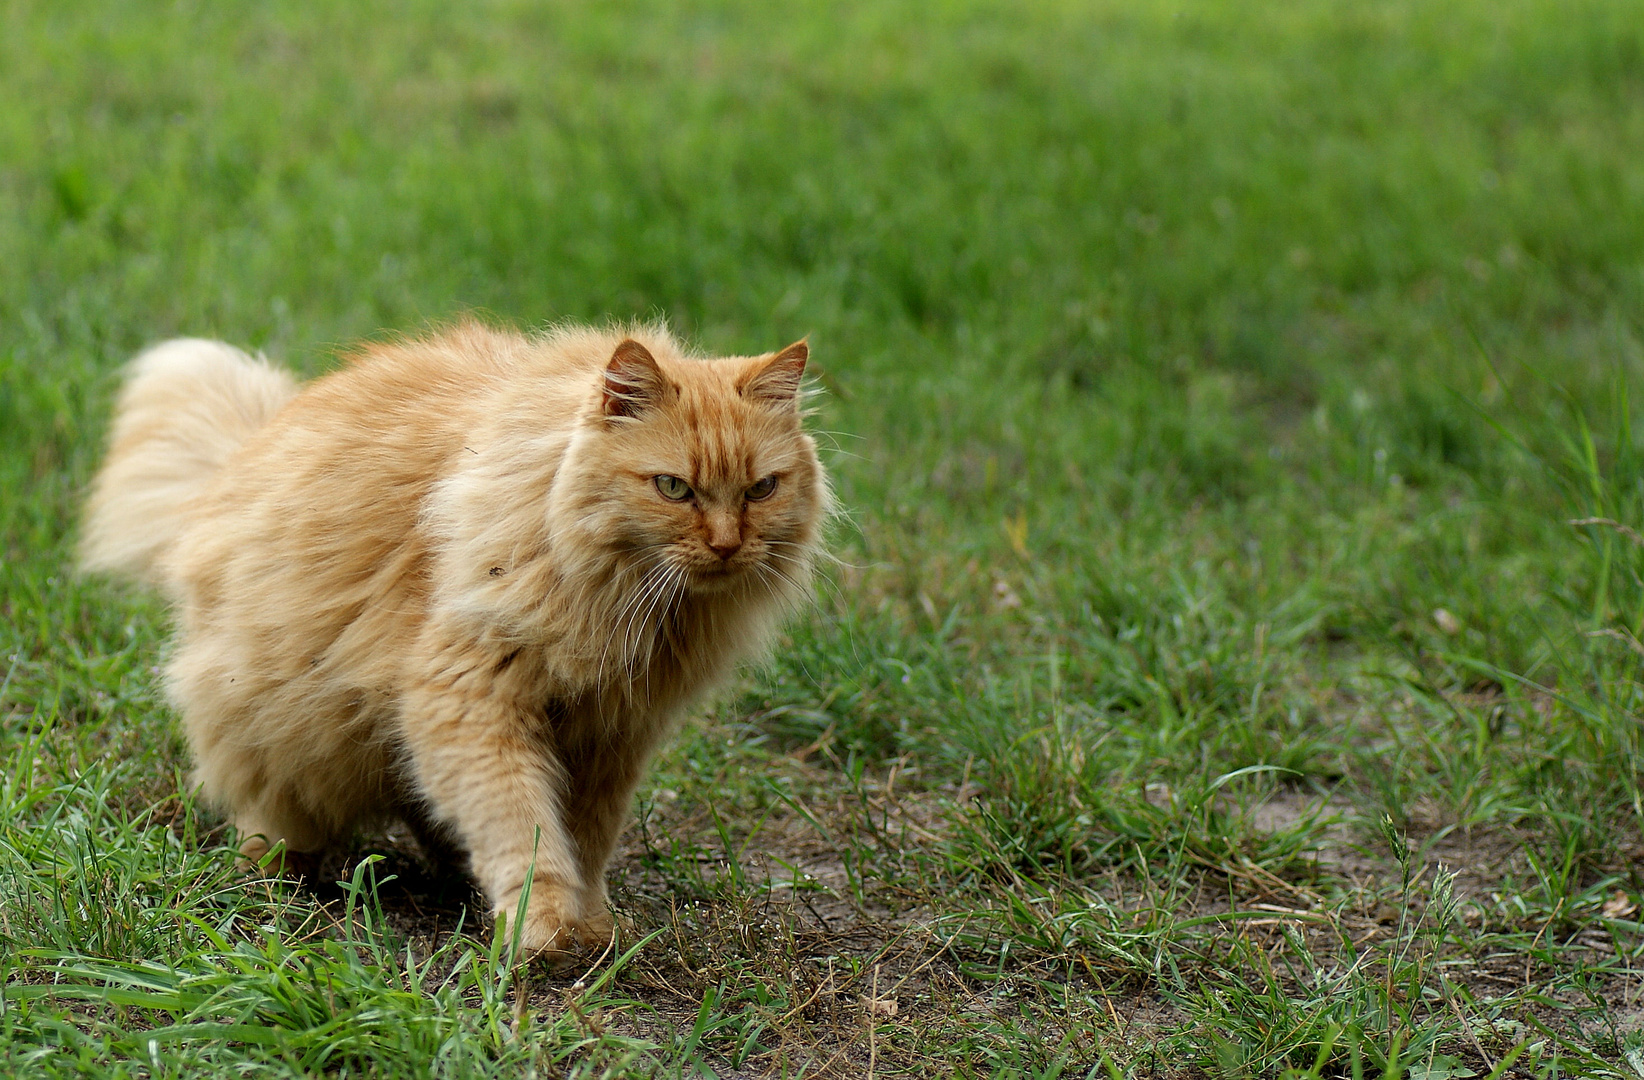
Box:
[739, 341, 808, 407]
[602, 339, 671, 418]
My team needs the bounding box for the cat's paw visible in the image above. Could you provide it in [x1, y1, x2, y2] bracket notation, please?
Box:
[578, 905, 616, 947]
[497, 886, 613, 961]
[237, 835, 319, 879]
[578, 887, 638, 944]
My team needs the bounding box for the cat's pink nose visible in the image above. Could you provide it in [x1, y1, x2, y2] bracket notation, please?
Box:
[705, 513, 742, 559]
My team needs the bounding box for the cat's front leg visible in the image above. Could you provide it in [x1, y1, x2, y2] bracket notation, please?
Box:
[561, 723, 666, 938]
[399, 644, 605, 958]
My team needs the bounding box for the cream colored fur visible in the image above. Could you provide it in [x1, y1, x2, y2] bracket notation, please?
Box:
[80, 339, 299, 584]
[80, 321, 829, 957]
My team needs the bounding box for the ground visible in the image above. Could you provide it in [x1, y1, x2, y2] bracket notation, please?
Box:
[3, 1, 1644, 1076]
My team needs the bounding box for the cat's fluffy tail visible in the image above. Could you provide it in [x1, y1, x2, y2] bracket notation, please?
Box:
[80, 339, 299, 586]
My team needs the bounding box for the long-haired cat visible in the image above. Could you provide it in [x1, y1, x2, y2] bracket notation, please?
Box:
[81, 321, 830, 956]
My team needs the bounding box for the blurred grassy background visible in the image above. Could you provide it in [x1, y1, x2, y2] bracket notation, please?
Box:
[4, 0, 1644, 1075]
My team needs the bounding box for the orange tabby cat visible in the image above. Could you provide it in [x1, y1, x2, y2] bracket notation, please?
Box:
[81, 321, 829, 956]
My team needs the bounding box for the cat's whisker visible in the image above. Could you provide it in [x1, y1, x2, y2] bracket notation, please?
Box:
[595, 554, 673, 698]
[748, 559, 807, 610]
[754, 548, 815, 588]
[607, 580, 662, 702]
[758, 548, 815, 573]
[618, 558, 680, 676]
[606, 560, 669, 673]
[807, 429, 866, 461]
[631, 562, 687, 703]
[617, 581, 658, 674]
[635, 563, 687, 702]
[768, 538, 854, 573]
[594, 570, 642, 660]
[761, 546, 847, 606]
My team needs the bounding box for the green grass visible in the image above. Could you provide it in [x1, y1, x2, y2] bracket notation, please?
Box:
[4, 0, 1644, 1075]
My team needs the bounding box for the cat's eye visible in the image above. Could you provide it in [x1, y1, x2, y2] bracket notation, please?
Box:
[745, 475, 778, 501]
[654, 475, 693, 501]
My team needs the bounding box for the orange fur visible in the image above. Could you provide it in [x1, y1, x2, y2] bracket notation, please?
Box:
[81, 321, 830, 956]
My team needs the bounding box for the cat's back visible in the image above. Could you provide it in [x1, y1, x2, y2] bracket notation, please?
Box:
[168, 324, 541, 625]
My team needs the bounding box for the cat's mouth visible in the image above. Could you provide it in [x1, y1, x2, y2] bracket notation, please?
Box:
[685, 559, 751, 592]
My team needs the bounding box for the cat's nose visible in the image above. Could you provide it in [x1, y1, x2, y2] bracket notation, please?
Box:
[708, 537, 742, 560]
[705, 516, 743, 560]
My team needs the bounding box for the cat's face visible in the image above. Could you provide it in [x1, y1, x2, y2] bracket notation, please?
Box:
[563, 339, 827, 599]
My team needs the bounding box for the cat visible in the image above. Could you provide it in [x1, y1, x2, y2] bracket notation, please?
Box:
[80, 320, 830, 957]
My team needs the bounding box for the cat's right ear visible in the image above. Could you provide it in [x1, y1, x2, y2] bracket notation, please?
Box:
[738, 340, 808, 407]
[602, 339, 670, 419]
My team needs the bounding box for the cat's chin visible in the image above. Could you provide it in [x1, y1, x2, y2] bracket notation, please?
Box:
[685, 563, 751, 595]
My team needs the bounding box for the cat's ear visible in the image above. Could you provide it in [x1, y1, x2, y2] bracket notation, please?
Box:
[739, 340, 808, 407]
[602, 339, 670, 418]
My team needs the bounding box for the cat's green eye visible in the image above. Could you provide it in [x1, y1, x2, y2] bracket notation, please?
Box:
[654, 475, 693, 501]
[745, 475, 778, 501]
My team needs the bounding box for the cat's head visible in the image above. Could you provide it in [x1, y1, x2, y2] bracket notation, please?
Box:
[558, 335, 830, 601]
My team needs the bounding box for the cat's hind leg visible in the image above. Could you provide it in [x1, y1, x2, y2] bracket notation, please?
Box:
[182, 707, 324, 875]
[167, 632, 323, 872]
[232, 791, 327, 879]
[183, 714, 329, 875]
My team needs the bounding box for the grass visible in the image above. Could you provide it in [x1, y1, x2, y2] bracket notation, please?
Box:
[3, 0, 1644, 1074]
